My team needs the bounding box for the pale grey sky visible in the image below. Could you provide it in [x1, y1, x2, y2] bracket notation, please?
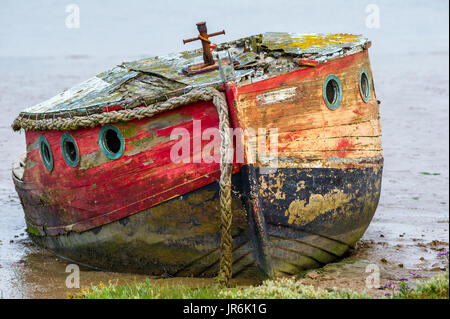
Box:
[0, 0, 448, 58]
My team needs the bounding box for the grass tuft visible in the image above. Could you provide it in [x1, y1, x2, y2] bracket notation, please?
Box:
[391, 272, 449, 299]
[75, 272, 449, 299]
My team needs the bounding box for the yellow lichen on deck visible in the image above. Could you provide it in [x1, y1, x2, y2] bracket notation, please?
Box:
[262, 33, 363, 52]
[287, 33, 360, 49]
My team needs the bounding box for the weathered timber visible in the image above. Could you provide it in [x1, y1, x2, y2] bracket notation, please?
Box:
[12, 31, 383, 279]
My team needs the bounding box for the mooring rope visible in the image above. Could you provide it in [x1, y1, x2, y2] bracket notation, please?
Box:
[11, 87, 234, 286]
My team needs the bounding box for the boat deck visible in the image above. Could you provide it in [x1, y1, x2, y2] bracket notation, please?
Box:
[17, 32, 369, 119]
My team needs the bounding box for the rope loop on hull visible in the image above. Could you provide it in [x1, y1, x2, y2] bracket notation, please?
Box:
[12, 87, 234, 286]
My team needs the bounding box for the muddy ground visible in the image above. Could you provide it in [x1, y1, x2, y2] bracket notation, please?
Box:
[0, 1, 448, 299]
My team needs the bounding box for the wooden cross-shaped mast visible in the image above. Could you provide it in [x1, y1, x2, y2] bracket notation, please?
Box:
[183, 22, 225, 66]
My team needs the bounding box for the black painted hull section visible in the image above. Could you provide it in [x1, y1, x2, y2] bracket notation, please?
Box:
[252, 166, 382, 276]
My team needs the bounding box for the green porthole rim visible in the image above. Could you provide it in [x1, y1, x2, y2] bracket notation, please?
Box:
[359, 68, 371, 103]
[60, 133, 79, 167]
[323, 74, 343, 110]
[98, 125, 125, 160]
[39, 135, 53, 172]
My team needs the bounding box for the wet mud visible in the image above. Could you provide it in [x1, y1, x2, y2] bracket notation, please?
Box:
[1, 1, 448, 299]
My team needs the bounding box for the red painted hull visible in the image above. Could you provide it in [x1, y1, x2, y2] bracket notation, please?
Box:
[21, 100, 239, 235]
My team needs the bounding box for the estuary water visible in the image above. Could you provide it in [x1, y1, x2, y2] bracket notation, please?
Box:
[0, 0, 448, 298]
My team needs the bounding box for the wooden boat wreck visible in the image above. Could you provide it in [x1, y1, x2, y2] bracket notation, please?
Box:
[12, 23, 383, 281]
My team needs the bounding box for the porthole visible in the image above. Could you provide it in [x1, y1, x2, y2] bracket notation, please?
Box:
[323, 74, 342, 110]
[359, 68, 371, 103]
[60, 133, 79, 167]
[98, 125, 124, 160]
[39, 136, 53, 172]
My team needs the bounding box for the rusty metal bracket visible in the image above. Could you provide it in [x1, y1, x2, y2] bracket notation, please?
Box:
[182, 22, 239, 76]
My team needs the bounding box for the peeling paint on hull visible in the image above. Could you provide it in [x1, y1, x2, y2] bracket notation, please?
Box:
[256, 166, 382, 276]
[14, 164, 382, 278]
[16, 173, 260, 278]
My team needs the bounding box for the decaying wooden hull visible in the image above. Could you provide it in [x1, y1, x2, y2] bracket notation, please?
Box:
[13, 165, 381, 278]
[243, 165, 382, 276]
[14, 172, 257, 277]
[12, 32, 383, 279]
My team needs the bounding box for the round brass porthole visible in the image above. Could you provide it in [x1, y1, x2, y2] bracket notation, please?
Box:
[359, 68, 371, 103]
[60, 133, 79, 167]
[39, 136, 53, 172]
[98, 125, 124, 160]
[323, 74, 343, 110]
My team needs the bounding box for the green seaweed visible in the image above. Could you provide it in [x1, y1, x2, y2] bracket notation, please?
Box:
[26, 219, 44, 237]
[420, 172, 441, 176]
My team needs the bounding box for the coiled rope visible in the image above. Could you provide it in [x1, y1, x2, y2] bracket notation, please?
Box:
[11, 87, 234, 286]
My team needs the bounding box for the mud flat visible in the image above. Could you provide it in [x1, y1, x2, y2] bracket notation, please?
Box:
[0, 0, 448, 298]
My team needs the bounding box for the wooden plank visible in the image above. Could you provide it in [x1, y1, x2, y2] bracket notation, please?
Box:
[235, 50, 381, 165]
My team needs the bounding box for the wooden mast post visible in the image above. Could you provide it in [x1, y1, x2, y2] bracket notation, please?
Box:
[183, 22, 225, 66]
[182, 22, 238, 76]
